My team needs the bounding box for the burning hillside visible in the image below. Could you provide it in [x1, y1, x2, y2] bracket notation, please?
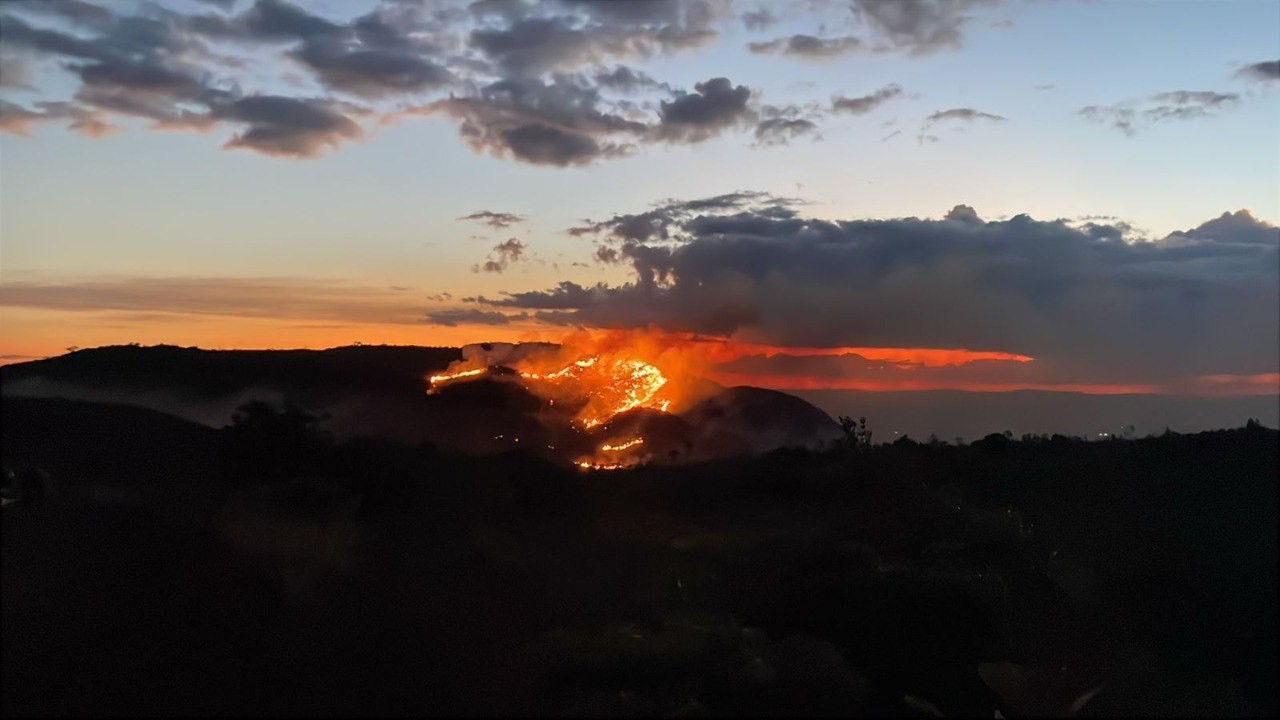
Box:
[424, 329, 844, 468]
[427, 334, 691, 468]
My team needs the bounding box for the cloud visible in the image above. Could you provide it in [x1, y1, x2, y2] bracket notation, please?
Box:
[0, 98, 119, 137]
[925, 107, 1005, 123]
[850, 0, 1000, 56]
[457, 210, 526, 228]
[917, 106, 1004, 143]
[593, 65, 669, 93]
[831, 84, 903, 114]
[944, 204, 982, 223]
[754, 103, 822, 146]
[473, 237, 528, 273]
[467, 1, 723, 75]
[478, 194, 1279, 387]
[292, 37, 453, 98]
[418, 75, 648, 166]
[754, 115, 820, 146]
[1169, 209, 1280, 246]
[0, 99, 45, 135]
[568, 191, 800, 243]
[1080, 90, 1240, 135]
[424, 308, 529, 326]
[0, 276, 429, 325]
[747, 34, 861, 60]
[219, 95, 363, 157]
[654, 76, 755, 142]
[1235, 60, 1279, 82]
[0, 0, 1029, 163]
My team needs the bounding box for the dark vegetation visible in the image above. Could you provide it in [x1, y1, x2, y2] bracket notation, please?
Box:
[1, 346, 1277, 717]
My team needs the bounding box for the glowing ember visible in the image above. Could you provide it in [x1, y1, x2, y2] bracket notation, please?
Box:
[427, 367, 486, 389]
[600, 438, 644, 452]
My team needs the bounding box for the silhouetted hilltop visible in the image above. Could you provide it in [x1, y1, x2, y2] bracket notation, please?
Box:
[2, 396, 221, 506]
[681, 386, 844, 459]
[0, 344, 461, 401]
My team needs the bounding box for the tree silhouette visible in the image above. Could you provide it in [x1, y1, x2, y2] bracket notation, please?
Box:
[838, 415, 873, 450]
[223, 401, 333, 484]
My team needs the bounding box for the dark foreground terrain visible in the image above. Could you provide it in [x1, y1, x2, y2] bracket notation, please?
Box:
[1, 346, 1277, 717]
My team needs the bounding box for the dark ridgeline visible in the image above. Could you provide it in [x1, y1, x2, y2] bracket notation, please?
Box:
[1, 345, 1276, 716]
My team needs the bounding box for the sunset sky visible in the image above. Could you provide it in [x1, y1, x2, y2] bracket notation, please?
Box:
[1, 0, 1277, 395]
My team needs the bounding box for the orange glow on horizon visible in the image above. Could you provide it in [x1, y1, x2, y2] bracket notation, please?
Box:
[684, 338, 1033, 367]
[708, 371, 1164, 395]
[4, 312, 1274, 397]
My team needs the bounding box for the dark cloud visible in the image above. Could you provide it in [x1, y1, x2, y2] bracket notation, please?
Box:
[468, 0, 722, 75]
[1235, 60, 1279, 82]
[917, 106, 1004, 143]
[754, 103, 822, 146]
[925, 107, 1005, 123]
[219, 95, 362, 158]
[0, 12, 113, 60]
[421, 75, 647, 166]
[754, 116, 819, 146]
[944, 204, 982, 223]
[422, 73, 761, 164]
[481, 195, 1279, 386]
[292, 37, 452, 97]
[747, 34, 861, 60]
[1143, 90, 1239, 122]
[470, 16, 597, 76]
[569, 191, 799, 243]
[654, 76, 754, 142]
[238, 0, 342, 41]
[1172, 209, 1280, 246]
[831, 84, 903, 114]
[594, 65, 669, 93]
[473, 238, 528, 273]
[1080, 90, 1240, 136]
[424, 308, 529, 326]
[458, 210, 526, 228]
[0, 0, 1026, 163]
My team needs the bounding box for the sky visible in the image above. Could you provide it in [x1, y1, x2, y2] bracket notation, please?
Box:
[0, 0, 1277, 397]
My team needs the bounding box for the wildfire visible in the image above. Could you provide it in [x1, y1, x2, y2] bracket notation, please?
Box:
[428, 351, 672, 429]
[424, 326, 1034, 471]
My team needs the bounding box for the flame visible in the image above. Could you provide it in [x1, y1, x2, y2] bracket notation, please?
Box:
[601, 438, 644, 452]
[427, 367, 487, 386]
[428, 338, 678, 429]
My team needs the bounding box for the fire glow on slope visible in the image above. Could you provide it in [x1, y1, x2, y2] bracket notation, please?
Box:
[429, 354, 672, 429]
[425, 328, 1043, 468]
